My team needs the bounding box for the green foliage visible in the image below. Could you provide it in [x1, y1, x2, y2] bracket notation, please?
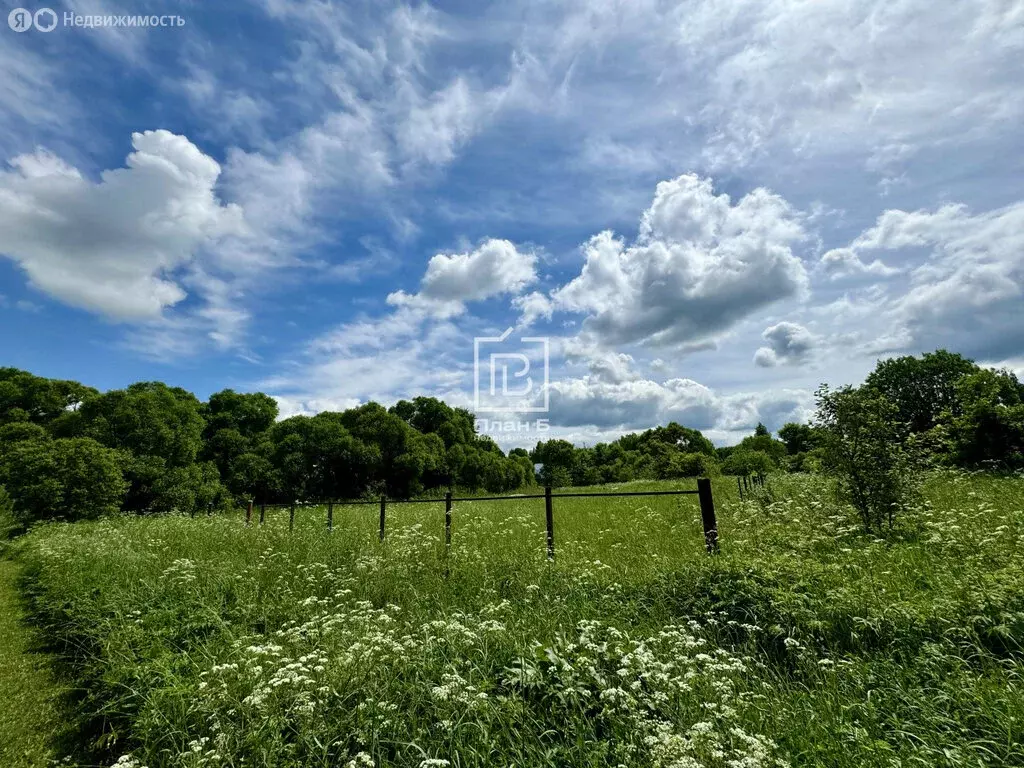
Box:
[15, 473, 1024, 768]
[734, 425, 787, 466]
[532, 438, 577, 486]
[533, 422, 719, 486]
[777, 422, 820, 455]
[151, 462, 225, 515]
[203, 389, 278, 437]
[73, 382, 215, 512]
[945, 368, 1024, 469]
[78, 382, 205, 467]
[814, 384, 919, 532]
[0, 367, 97, 426]
[4, 348, 1024, 525]
[0, 421, 49, 457]
[864, 349, 979, 435]
[0, 485, 14, 539]
[722, 449, 774, 476]
[0, 437, 126, 523]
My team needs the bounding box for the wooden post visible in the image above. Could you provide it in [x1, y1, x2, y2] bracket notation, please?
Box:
[737, 475, 743, 500]
[246, 501, 252, 526]
[697, 478, 719, 554]
[289, 504, 295, 531]
[444, 491, 452, 549]
[379, 496, 386, 542]
[259, 503, 266, 525]
[743, 475, 749, 491]
[327, 501, 334, 532]
[207, 502, 213, 517]
[545, 485, 554, 560]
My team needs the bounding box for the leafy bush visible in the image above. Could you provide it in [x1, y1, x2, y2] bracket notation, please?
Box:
[0, 485, 15, 539]
[722, 449, 774, 476]
[945, 369, 1024, 469]
[814, 384, 920, 532]
[0, 437, 127, 523]
[151, 461, 225, 515]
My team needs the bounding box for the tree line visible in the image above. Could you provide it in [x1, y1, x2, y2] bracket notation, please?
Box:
[0, 375, 535, 524]
[1, 348, 1021, 526]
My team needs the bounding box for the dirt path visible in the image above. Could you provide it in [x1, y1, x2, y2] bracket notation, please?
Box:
[0, 557, 68, 767]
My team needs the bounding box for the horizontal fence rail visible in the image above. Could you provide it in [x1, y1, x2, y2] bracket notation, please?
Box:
[242, 479, 719, 559]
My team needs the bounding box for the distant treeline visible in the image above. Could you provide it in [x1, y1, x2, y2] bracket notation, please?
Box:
[1, 348, 1022, 524]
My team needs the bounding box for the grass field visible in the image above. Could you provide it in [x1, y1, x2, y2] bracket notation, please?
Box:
[12, 472, 1024, 767]
[0, 558, 69, 768]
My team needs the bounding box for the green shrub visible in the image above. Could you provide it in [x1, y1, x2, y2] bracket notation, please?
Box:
[722, 449, 774, 476]
[814, 384, 919, 532]
[0, 437, 127, 523]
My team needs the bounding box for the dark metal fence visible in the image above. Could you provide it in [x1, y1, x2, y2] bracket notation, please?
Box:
[244, 479, 719, 558]
[736, 473, 767, 500]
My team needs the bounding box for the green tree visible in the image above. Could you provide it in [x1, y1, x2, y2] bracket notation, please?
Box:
[814, 385, 918, 533]
[0, 422, 50, 458]
[0, 368, 97, 426]
[201, 390, 279, 483]
[0, 437, 127, 523]
[75, 382, 209, 512]
[79, 382, 205, 467]
[532, 439, 577, 487]
[735, 425, 787, 466]
[203, 389, 278, 436]
[229, 451, 281, 503]
[151, 462, 224, 514]
[777, 422, 819, 455]
[945, 369, 1024, 469]
[722, 450, 774, 477]
[509, 448, 537, 486]
[864, 350, 979, 435]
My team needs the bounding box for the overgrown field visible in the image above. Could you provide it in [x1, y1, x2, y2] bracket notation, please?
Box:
[14, 473, 1024, 768]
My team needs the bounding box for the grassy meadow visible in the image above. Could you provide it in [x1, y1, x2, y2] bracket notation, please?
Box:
[11, 472, 1024, 767]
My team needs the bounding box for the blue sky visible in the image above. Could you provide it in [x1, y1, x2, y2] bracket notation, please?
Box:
[2, 0, 1023, 446]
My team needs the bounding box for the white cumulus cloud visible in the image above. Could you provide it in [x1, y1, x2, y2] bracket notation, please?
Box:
[754, 321, 817, 367]
[553, 174, 809, 348]
[0, 130, 244, 320]
[833, 200, 1024, 360]
[387, 238, 538, 317]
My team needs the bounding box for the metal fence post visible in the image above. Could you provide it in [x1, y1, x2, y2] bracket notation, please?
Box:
[444, 491, 452, 549]
[259, 503, 266, 526]
[697, 478, 719, 554]
[737, 475, 743, 500]
[379, 496, 387, 542]
[246, 500, 252, 526]
[545, 485, 554, 560]
[289, 503, 295, 531]
[327, 501, 333, 532]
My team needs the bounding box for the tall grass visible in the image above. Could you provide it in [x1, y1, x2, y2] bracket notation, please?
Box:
[15, 473, 1024, 767]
